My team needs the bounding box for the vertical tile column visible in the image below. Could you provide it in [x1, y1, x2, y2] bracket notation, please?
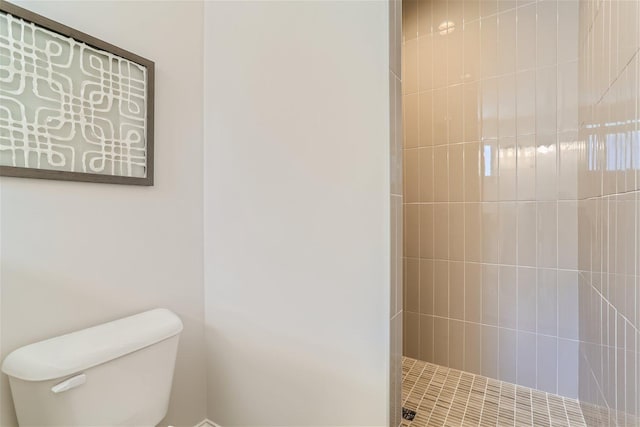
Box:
[402, 0, 581, 398]
[577, 0, 639, 425]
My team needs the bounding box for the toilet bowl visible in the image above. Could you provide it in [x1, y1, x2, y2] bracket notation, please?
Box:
[1, 308, 183, 426]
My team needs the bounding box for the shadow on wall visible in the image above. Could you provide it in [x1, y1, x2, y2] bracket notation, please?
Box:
[203, 313, 385, 426]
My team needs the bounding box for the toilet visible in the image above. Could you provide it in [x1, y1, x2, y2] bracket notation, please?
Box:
[1, 308, 183, 426]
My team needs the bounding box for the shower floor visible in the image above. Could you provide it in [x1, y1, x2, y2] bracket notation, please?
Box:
[401, 357, 586, 427]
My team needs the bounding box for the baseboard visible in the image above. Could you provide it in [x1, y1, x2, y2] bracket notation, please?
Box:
[194, 419, 221, 427]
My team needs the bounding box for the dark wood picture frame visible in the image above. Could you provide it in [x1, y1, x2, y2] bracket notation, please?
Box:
[0, 0, 155, 186]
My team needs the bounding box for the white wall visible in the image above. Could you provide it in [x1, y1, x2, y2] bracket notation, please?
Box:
[203, 1, 391, 426]
[0, 2, 206, 426]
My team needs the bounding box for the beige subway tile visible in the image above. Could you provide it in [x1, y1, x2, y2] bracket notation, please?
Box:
[431, 0, 447, 36]
[463, 20, 481, 82]
[558, 201, 578, 269]
[499, 137, 517, 200]
[434, 203, 450, 259]
[465, 263, 482, 323]
[404, 311, 420, 359]
[418, 34, 433, 91]
[498, 328, 517, 383]
[419, 314, 434, 362]
[537, 269, 558, 336]
[465, 202, 482, 262]
[404, 204, 420, 257]
[499, 266, 517, 329]
[516, 3, 536, 72]
[536, 336, 558, 394]
[402, 38, 418, 94]
[482, 264, 499, 326]
[447, 24, 464, 86]
[557, 270, 578, 340]
[402, 0, 418, 41]
[481, 202, 499, 263]
[434, 317, 449, 366]
[419, 147, 434, 202]
[448, 84, 464, 143]
[450, 261, 465, 321]
[517, 202, 536, 267]
[419, 91, 434, 146]
[434, 145, 449, 201]
[450, 203, 465, 261]
[558, 0, 578, 64]
[558, 132, 579, 200]
[499, 202, 517, 265]
[464, 141, 481, 202]
[434, 260, 450, 317]
[481, 15, 498, 78]
[433, 88, 448, 144]
[497, 9, 516, 76]
[404, 257, 418, 313]
[516, 135, 536, 200]
[449, 319, 464, 370]
[417, 0, 432, 36]
[517, 331, 536, 389]
[536, 0, 557, 68]
[464, 322, 482, 375]
[481, 325, 499, 378]
[537, 201, 558, 268]
[419, 259, 434, 315]
[535, 133, 558, 201]
[482, 78, 499, 140]
[464, 81, 481, 141]
[464, 0, 479, 24]
[404, 93, 419, 149]
[517, 267, 537, 333]
[449, 144, 464, 201]
[432, 26, 447, 89]
[481, 140, 499, 201]
[516, 69, 536, 137]
[480, 0, 497, 17]
[536, 67, 558, 136]
[419, 203, 434, 259]
[498, 73, 517, 138]
[558, 61, 579, 133]
[404, 148, 420, 202]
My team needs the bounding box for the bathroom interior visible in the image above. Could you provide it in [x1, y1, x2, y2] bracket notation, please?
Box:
[0, 0, 638, 426]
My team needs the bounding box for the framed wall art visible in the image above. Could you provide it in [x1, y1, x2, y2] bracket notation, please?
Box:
[0, 1, 154, 185]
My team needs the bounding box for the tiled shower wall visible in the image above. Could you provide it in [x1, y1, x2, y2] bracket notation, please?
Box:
[390, 0, 403, 425]
[402, 0, 582, 397]
[577, 0, 640, 425]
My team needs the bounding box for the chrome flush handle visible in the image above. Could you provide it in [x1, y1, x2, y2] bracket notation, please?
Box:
[51, 373, 86, 393]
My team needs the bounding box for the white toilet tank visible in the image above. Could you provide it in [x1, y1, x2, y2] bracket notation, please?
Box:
[1, 308, 183, 426]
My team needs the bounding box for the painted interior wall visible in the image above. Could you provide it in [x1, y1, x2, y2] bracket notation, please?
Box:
[401, 0, 582, 398]
[0, 2, 399, 426]
[0, 1, 206, 426]
[389, 0, 404, 425]
[577, 0, 640, 425]
[202, 1, 392, 425]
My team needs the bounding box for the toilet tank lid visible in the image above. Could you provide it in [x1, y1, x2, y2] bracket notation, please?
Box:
[1, 308, 183, 381]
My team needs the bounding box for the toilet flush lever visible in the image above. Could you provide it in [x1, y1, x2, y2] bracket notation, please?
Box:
[51, 373, 86, 393]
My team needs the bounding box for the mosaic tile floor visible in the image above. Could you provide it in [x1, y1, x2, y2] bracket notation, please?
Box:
[401, 357, 586, 427]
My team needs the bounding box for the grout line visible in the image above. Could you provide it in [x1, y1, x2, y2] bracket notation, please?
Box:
[402, 356, 589, 427]
[403, 360, 428, 407]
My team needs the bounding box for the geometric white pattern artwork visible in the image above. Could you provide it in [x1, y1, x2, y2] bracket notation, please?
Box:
[0, 6, 153, 184]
